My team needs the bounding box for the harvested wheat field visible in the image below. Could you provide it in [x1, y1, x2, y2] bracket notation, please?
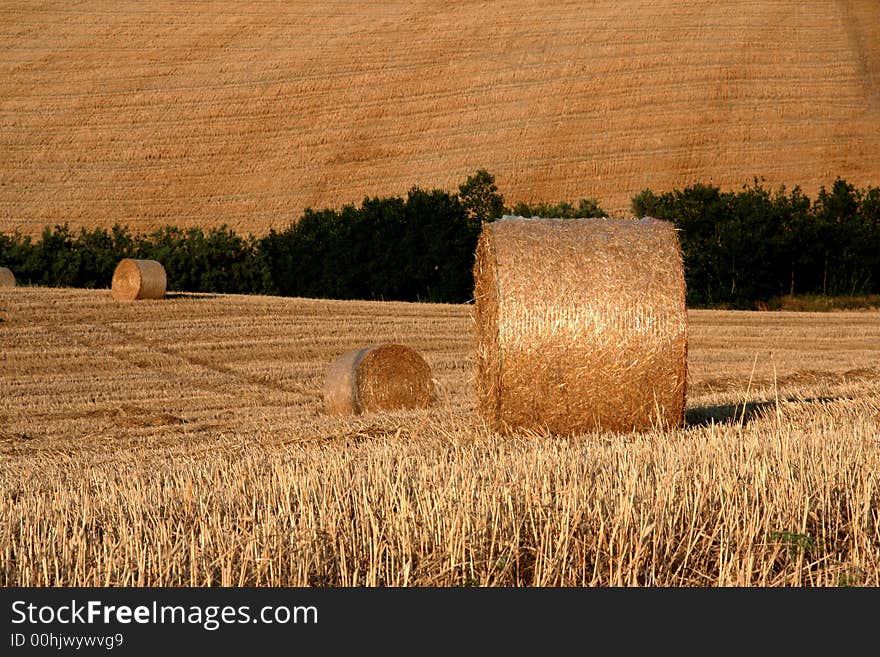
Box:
[2, 1, 879, 237]
[1, 286, 878, 586]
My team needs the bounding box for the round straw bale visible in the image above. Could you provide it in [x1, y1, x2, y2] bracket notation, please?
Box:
[0, 267, 15, 288]
[111, 258, 167, 300]
[473, 216, 688, 435]
[323, 343, 435, 416]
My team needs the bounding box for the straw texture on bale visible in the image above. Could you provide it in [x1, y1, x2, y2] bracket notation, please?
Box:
[323, 343, 435, 416]
[0, 267, 15, 288]
[111, 259, 167, 300]
[473, 216, 688, 435]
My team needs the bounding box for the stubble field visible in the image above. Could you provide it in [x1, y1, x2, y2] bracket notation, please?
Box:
[1, 287, 878, 586]
[2, 1, 879, 237]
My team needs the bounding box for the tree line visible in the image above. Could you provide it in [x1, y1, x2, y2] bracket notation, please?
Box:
[634, 177, 880, 307]
[1, 171, 878, 307]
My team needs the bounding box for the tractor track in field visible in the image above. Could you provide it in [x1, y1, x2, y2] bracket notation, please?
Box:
[2, 1, 879, 237]
[51, 322, 320, 407]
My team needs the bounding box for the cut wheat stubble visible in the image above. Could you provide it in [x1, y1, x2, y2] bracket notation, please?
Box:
[473, 216, 688, 435]
[323, 343, 435, 416]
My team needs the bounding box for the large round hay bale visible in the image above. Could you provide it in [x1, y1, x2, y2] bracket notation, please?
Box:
[111, 258, 167, 300]
[0, 267, 15, 288]
[323, 343, 435, 416]
[473, 216, 688, 435]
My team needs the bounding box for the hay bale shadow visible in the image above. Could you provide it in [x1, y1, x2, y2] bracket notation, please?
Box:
[686, 401, 776, 427]
[164, 292, 221, 300]
[686, 396, 848, 427]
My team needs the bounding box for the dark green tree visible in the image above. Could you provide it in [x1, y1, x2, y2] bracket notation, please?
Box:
[402, 186, 477, 302]
[631, 189, 660, 217]
[766, 185, 814, 297]
[813, 178, 866, 295]
[507, 197, 605, 218]
[858, 186, 880, 295]
[458, 169, 506, 225]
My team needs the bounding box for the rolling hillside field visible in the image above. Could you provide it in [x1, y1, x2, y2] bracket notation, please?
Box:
[2, 1, 879, 237]
[1, 1, 879, 590]
[1, 287, 878, 586]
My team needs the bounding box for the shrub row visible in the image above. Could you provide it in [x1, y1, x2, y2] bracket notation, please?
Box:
[635, 177, 880, 307]
[1, 172, 877, 308]
[0, 171, 602, 304]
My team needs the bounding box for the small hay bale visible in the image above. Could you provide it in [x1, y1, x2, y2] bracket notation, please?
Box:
[0, 267, 15, 288]
[323, 343, 435, 416]
[473, 216, 688, 435]
[111, 258, 167, 301]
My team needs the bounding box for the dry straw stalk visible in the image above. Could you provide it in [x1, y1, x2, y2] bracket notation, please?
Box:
[473, 216, 688, 435]
[111, 258, 167, 300]
[0, 267, 15, 288]
[323, 343, 435, 415]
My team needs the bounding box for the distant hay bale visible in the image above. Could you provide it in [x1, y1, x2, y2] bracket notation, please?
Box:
[323, 343, 435, 416]
[111, 259, 166, 301]
[0, 267, 15, 288]
[473, 216, 688, 435]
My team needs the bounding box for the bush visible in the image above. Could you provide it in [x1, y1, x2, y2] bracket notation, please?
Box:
[633, 177, 880, 307]
[506, 198, 606, 219]
[3, 173, 878, 309]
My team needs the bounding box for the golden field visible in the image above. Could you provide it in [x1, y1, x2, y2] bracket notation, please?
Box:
[2, 1, 879, 237]
[1, 286, 878, 586]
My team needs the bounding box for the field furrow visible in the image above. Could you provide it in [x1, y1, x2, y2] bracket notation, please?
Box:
[2, 287, 879, 586]
[2, 1, 878, 236]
